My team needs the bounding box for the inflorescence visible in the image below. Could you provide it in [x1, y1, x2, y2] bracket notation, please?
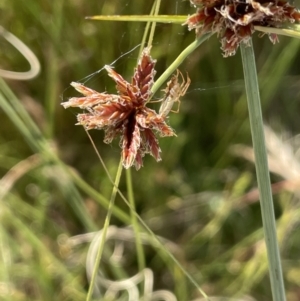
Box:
[61, 48, 190, 170]
[185, 0, 300, 56]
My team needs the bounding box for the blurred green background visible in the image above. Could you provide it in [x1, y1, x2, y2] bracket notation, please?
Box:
[1, 0, 300, 300]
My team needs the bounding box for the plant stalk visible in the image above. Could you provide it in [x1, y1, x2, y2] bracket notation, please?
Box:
[150, 33, 212, 96]
[126, 168, 146, 288]
[240, 40, 286, 301]
[86, 160, 123, 301]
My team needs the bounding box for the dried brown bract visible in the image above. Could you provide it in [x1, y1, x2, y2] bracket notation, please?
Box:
[61, 48, 189, 170]
[185, 0, 300, 56]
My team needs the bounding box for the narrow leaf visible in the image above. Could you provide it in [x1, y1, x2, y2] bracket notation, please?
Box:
[86, 15, 187, 24]
[255, 25, 300, 39]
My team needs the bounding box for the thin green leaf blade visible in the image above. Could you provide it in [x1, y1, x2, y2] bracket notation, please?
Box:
[255, 25, 300, 39]
[86, 15, 187, 24]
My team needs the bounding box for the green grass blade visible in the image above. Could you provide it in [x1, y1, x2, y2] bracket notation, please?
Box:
[86, 15, 186, 23]
[240, 40, 286, 301]
[255, 25, 300, 39]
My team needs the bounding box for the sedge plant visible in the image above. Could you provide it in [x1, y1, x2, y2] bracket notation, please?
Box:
[61, 0, 300, 300]
[1, 0, 300, 300]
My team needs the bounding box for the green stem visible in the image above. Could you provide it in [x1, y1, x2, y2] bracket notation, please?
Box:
[150, 33, 212, 96]
[147, 0, 161, 47]
[240, 40, 286, 301]
[86, 159, 123, 301]
[126, 168, 145, 273]
[138, 5, 155, 58]
[69, 168, 130, 224]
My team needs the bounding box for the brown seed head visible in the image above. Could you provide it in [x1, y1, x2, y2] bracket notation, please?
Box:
[61, 48, 189, 170]
[185, 0, 300, 56]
